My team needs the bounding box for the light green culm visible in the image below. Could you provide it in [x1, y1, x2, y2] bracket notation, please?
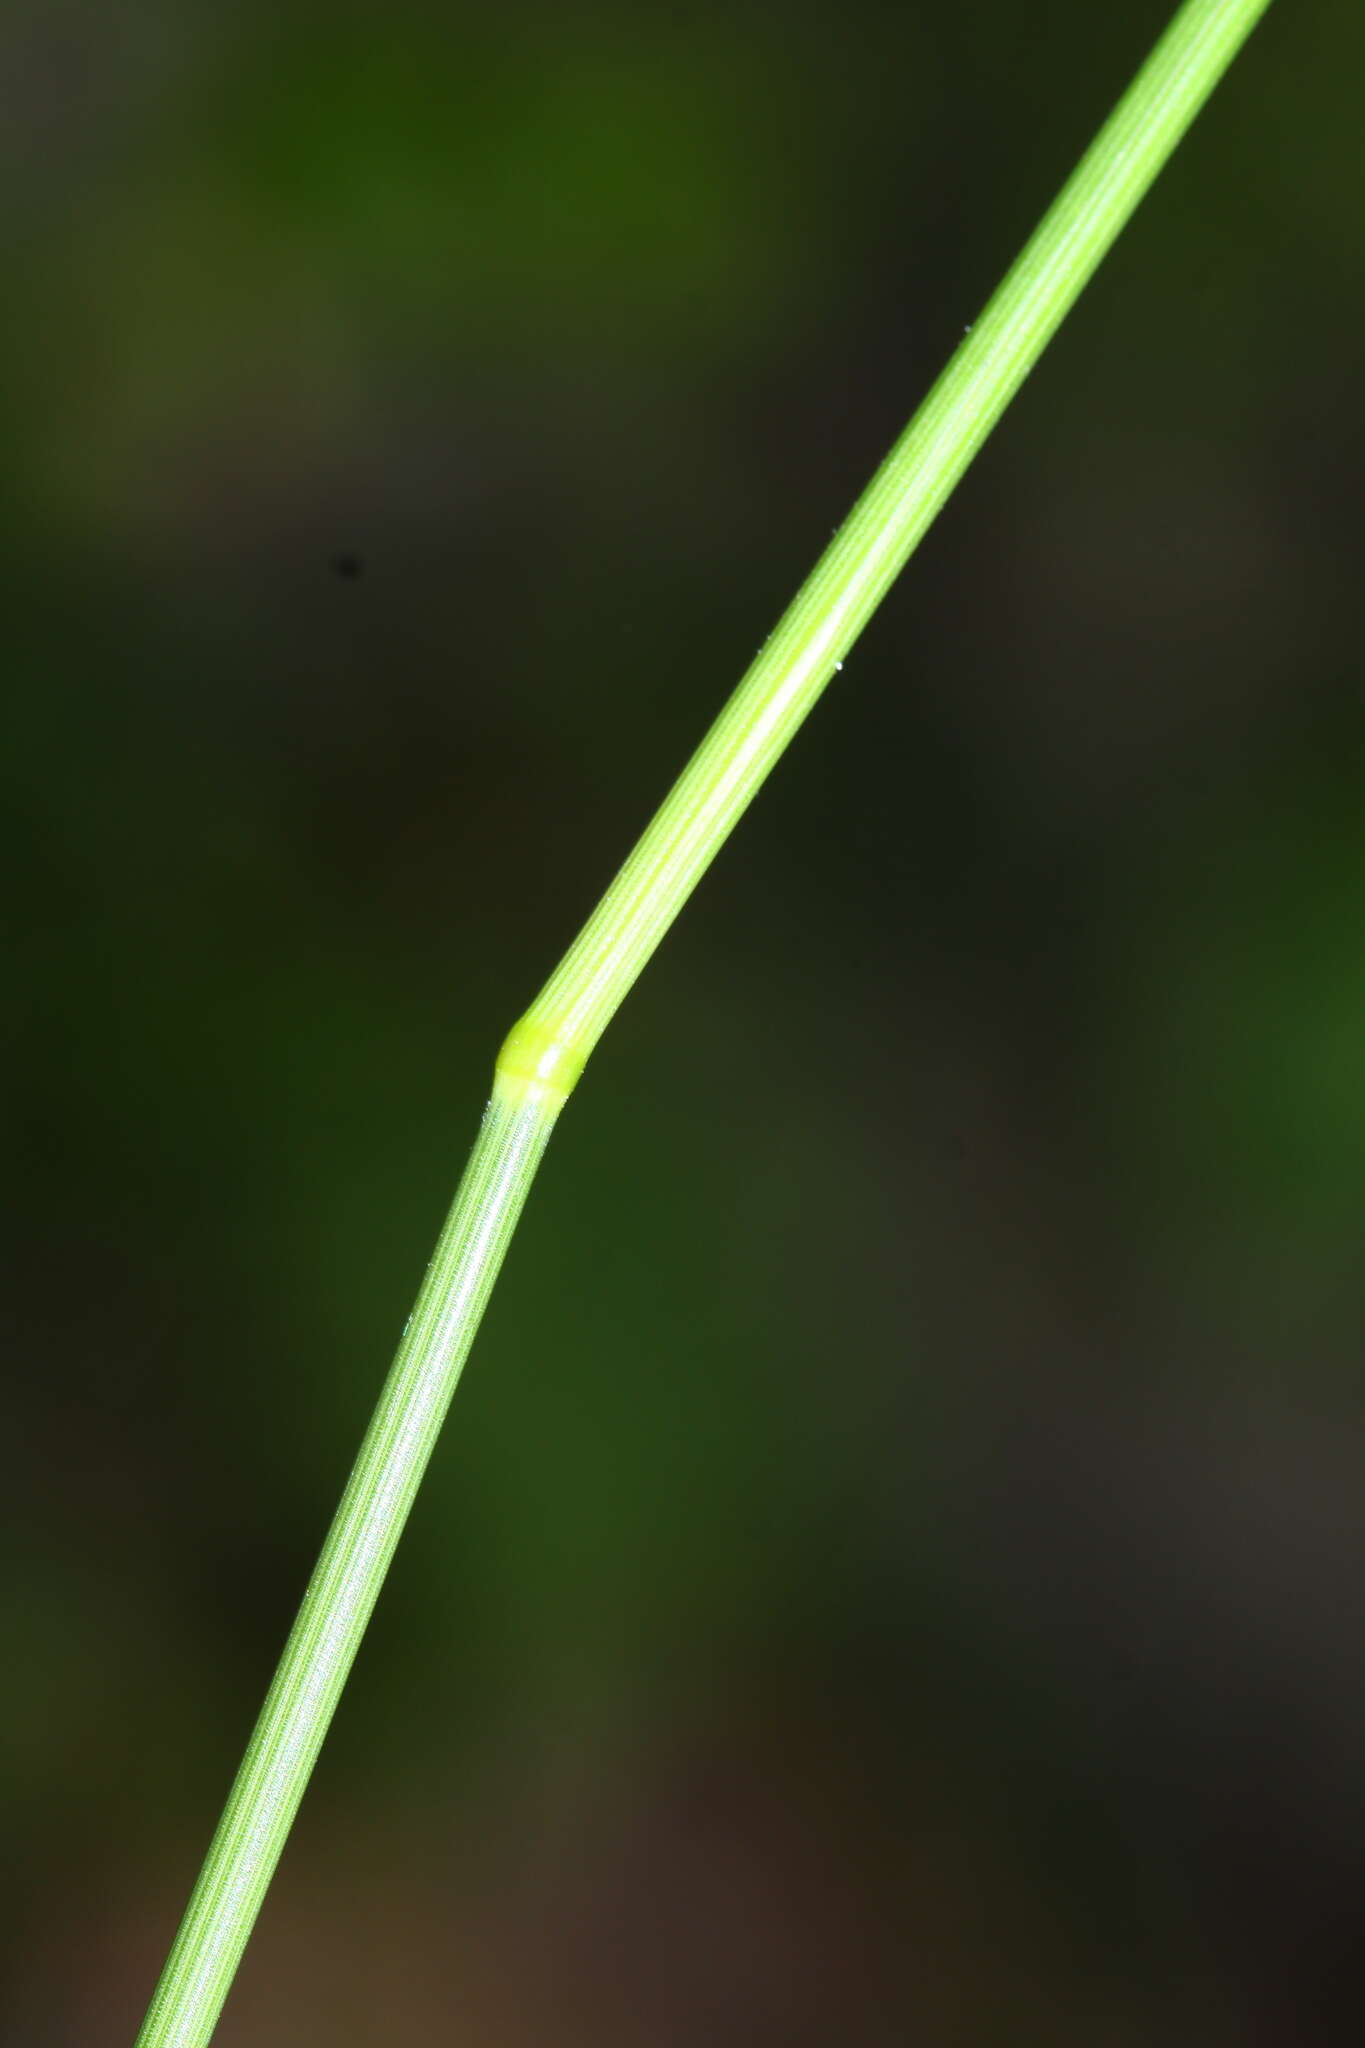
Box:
[134, 1, 1273, 2041]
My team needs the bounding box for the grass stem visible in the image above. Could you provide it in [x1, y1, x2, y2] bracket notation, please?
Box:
[134, 2, 1274, 2039]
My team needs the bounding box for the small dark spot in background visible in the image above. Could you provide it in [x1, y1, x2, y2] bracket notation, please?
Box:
[331, 551, 363, 580]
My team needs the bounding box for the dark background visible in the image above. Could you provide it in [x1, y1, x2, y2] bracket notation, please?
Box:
[5, 1, 1365, 2040]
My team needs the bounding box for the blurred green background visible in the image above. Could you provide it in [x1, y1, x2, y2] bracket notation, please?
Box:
[5, 0, 1365, 2040]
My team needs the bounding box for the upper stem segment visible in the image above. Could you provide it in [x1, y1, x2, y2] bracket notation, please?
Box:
[497, 0, 1274, 1111]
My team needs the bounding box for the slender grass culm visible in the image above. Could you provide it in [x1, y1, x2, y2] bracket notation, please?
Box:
[133, 1, 1273, 2040]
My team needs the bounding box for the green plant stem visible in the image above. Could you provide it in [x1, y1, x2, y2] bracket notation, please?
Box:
[135, 2, 1273, 2041]
[135, 1094, 556, 2047]
[501, 0, 1276, 1113]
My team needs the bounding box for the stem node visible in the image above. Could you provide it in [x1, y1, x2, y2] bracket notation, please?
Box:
[495, 1015, 585, 1110]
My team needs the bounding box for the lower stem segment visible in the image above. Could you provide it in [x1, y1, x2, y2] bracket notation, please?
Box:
[134, 1088, 559, 2048]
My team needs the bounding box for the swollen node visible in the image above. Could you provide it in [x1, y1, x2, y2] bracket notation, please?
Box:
[494, 1016, 583, 1113]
